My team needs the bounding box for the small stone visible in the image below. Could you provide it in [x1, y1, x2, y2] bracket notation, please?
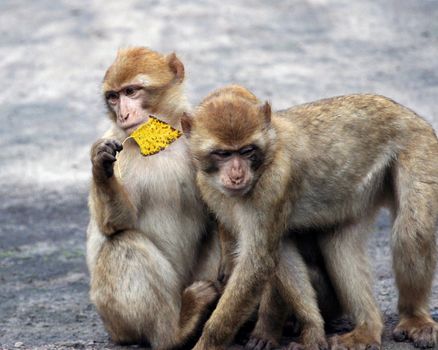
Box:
[14, 342, 24, 348]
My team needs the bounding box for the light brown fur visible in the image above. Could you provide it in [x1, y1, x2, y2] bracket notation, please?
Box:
[183, 86, 438, 350]
[86, 48, 220, 349]
[103, 47, 178, 91]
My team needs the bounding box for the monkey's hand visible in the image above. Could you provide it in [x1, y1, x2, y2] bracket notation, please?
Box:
[91, 139, 123, 182]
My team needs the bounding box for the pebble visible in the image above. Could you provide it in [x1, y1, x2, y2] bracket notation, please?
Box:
[14, 342, 23, 348]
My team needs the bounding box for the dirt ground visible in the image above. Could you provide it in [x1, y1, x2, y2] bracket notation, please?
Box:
[1, 1, 438, 349]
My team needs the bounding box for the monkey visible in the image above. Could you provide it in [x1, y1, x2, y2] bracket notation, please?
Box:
[181, 85, 438, 350]
[200, 87, 341, 350]
[182, 86, 332, 350]
[86, 47, 221, 349]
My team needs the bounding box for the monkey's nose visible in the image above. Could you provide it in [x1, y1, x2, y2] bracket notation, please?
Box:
[230, 167, 244, 184]
[123, 113, 130, 121]
[230, 176, 243, 185]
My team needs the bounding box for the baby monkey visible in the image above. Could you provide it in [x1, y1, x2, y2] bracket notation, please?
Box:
[182, 85, 438, 350]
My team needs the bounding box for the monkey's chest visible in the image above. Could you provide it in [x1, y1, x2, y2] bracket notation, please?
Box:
[118, 151, 196, 208]
[116, 149, 207, 276]
[118, 144, 206, 225]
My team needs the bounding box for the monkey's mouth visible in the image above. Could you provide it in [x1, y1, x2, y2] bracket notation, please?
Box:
[222, 184, 251, 197]
[124, 118, 150, 134]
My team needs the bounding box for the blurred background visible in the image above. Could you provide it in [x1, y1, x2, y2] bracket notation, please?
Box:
[0, 1, 437, 349]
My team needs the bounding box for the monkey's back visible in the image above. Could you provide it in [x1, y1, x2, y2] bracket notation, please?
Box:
[277, 94, 435, 140]
[274, 94, 438, 227]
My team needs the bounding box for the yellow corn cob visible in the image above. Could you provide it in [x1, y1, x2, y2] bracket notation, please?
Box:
[130, 116, 182, 156]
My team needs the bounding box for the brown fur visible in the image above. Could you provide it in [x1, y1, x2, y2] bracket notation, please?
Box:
[202, 84, 259, 105]
[184, 85, 438, 350]
[196, 97, 265, 145]
[217, 223, 236, 284]
[103, 47, 176, 91]
[87, 48, 221, 349]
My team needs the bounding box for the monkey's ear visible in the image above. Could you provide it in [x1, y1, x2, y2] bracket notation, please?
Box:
[260, 101, 271, 124]
[181, 112, 193, 137]
[167, 53, 185, 82]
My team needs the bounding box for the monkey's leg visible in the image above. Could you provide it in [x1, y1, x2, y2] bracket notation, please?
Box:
[391, 161, 438, 349]
[294, 234, 343, 322]
[91, 230, 218, 349]
[245, 283, 288, 350]
[275, 241, 328, 350]
[319, 223, 383, 350]
[218, 223, 236, 285]
[177, 280, 221, 345]
[192, 226, 222, 282]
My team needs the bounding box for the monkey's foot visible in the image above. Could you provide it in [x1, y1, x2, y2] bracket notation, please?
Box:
[393, 316, 438, 349]
[328, 327, 380, 350]
[284, 329, 328, 350]
[298, 326, 328, 350]
[245, 335, 276, 350]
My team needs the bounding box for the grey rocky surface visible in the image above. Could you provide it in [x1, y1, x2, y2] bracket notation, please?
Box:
[0, 1, 437, 349]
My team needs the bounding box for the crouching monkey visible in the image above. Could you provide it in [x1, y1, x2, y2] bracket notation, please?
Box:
[182, 85, 438, 350]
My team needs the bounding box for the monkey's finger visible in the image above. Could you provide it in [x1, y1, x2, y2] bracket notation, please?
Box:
[100, 153, 117, 163]
[109, 140, 123, 152]
[96, 144, 118, 157]
[92, 153, 114, 167]
[263, 340, 274, 350]
[245, 337, 274, 350]
[244, 337, 258, 349]
[99, 140, 122, 155]
[285, 342, 304, 350]
[91, 139, 108, 154]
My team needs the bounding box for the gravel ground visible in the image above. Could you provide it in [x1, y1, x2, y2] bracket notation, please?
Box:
[1, 1, 438, 349]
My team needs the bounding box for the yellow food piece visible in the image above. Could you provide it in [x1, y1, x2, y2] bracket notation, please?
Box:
[130, 116, 182, 156]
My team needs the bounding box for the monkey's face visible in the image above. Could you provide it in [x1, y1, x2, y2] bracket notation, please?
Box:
[206, 145, 264, 196]
[103, 47, 185, 135]
[182, 91, 273, 198]
[104, 85, 153, 134]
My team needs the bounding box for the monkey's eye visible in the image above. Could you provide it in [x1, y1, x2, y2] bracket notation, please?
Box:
[106, 92, 119, 104]
[211, 150, 233, 159]
[124, 86, 141, 97]
[239, 145, 256, 157]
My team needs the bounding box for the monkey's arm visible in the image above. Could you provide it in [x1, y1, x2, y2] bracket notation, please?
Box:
[193, 215, 281, 350]
[90, 139, 138, 236]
